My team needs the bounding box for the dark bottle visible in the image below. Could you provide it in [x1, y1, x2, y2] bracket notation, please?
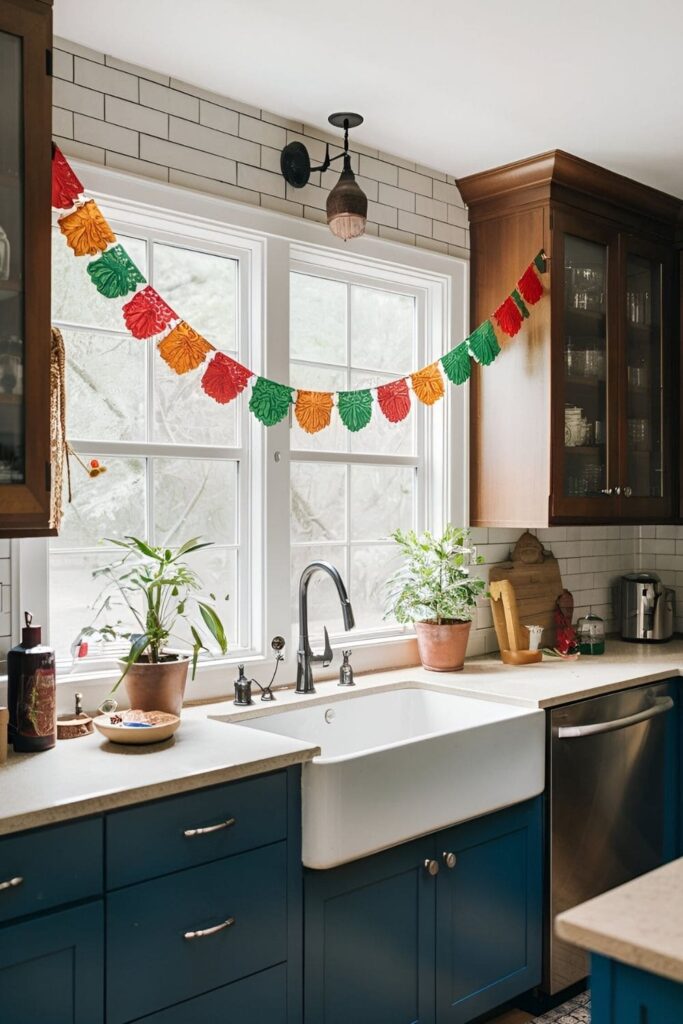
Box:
[8, 612, 56, 752]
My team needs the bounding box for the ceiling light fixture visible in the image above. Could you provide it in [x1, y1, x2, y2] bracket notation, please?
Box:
[280, 112, 367, 241]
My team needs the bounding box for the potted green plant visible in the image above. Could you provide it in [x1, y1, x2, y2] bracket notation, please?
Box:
[384, 526, 486, 671]
[81, 536, 228, 715]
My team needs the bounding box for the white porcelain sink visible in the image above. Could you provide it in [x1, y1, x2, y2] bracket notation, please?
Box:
[237, 685, 545, 868]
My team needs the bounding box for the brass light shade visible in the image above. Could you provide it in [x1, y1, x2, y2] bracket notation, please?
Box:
[326, 157, 368, 241]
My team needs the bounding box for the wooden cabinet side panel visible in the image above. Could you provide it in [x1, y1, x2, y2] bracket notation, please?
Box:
[470, 208, 551, 527]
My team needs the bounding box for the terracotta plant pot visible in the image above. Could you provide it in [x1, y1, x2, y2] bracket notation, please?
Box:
[415, 620, 472, 672]
[118, 655, 190, 717]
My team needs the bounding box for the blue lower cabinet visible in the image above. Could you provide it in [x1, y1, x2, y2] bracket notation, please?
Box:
[107, 842, 289, 1024]
[133, 964, 288, 1023]
[0, 901, 104, 1024]
[435, 799, 542, 1023]
[592, 955, 683, 1023]
[304, 797, 542, 1024]
[305, 834, 436, 1024]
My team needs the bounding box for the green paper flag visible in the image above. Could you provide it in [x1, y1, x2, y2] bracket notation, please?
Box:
[512, 288, 530, 319]
[86, 244, 146, 298]
[249, 377, 294, 426]
[468, 320, 501, 366]
[534, 251, 547, 273]
[441, 342, 471, 385]
[337, 389, 373, 432]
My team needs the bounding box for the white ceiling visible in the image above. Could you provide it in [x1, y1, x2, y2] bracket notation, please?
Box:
[55, 0, 683, 197]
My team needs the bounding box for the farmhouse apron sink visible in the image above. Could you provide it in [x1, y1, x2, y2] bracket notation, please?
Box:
[236, 685, 544, 868]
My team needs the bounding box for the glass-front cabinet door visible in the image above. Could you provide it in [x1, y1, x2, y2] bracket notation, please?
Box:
[552, 213, 620, 520]
[0, 0, 52, 535]
[619, 236, 672, 520]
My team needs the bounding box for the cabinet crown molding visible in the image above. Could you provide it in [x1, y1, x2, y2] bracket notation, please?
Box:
[458, 149, 682, 227]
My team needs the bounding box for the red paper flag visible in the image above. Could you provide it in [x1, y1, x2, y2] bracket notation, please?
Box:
[51, 144, 84, 209]
[201, 351, 253, 403]
[123, 286, 177, 339]
[517, 264, 544, 305]
[493, 296, 524, 337]
[377, 378, 411, 422]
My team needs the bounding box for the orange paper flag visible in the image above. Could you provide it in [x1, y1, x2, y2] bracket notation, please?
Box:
[411, 363, 445, 405]
[158, 321, 214, 375]
[295, 390, 334, 434]
[58, 200, 116, 256]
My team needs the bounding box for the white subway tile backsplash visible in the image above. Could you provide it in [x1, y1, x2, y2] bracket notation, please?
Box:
[416, 195, 447, 221]
[170, 79, 261, 119]
[54, 135, 105, 165]
[53, 48, 74, 82]
[74, 114, 138, 157]
[397, 167, 432, 197]
[433, 179, 464, 206]
[398, 210, 432, 237]
[239, 113, 286, 149]
[358, 155, 399, 186]
[139, 80, 199, 120]
[168, 169, 256, 203]
[74, 58, 138, 102]
[199, 101, 240, 137]
[237, 164, 286, 199]
[433, 221, 467, 247]
[378, 183, 415, 213]
[53, 78, 104, 119]
[104, 54, 170, 86]
[367, 201, 399, 229]
[169, 116, 259, 164]
[52, 107, 73, 139]
[105, 151, 169, 182]
[105, 96, 167, 138]
[53, 35, 105, 64]
[140, 135, 236, 183]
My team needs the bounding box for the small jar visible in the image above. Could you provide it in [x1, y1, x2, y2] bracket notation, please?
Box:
[577, 611, 605, 655]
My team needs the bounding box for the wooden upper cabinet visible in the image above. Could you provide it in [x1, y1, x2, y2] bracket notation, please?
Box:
[458, 150, 681, 527]
[0, 0, 52, 536]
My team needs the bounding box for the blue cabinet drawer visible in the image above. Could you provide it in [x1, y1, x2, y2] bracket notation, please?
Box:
[134, 963, 288, 1024]
[107, 841, 288, 1024]
[106, 771, 287, 889]
[0, 818, 103, 925]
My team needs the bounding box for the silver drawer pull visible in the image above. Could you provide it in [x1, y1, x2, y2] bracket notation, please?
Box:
[0, 876, 23, 892]
[183, 816, 236, 838]
[184, 916, 235, 941]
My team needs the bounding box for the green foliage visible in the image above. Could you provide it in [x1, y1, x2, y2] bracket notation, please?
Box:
[384, 525, 487, 625]
[80, 535, 228, 689]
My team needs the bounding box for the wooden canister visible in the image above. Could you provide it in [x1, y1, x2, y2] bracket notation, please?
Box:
[0, 707, 8, 764]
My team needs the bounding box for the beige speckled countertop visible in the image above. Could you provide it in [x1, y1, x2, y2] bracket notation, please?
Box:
[0, 716, 319, 837]
[1, 637, 681, 837]
[555, 858, 683, 984]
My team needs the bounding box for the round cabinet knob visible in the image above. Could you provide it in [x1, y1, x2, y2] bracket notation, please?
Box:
[443, 851, 457, 869]
[423, 858, 440, 877]
[614, 486, 622, 495]
[623, 485, 633, 497]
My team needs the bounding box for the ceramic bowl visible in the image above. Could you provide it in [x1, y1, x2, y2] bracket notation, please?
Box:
[93, 712, 180, 745]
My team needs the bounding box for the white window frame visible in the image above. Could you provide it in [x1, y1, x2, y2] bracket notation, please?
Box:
[15, 162, 468, 703]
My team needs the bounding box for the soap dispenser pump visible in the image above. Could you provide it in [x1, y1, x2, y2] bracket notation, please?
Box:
[7, 612, 56, 752]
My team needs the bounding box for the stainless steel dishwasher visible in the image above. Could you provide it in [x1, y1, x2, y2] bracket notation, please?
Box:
[545, 680, 678, 995]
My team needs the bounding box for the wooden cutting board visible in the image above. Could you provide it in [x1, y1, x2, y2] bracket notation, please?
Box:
[489, 531, 564, 651]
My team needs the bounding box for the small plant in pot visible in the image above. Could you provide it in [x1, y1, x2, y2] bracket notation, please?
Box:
[81, 536, 228, 716]
[384, 526, 486, 672]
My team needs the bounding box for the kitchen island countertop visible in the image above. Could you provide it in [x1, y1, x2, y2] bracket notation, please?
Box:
[555, 857, 683, 984]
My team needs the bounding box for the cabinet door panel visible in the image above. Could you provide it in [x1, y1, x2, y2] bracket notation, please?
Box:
[618, 234, 673, 521]
[0, 901, 104, 1024]
[305, 837, 435, 1024]
[592, 956, 683, 1024]
[135, 964, 288, 1024]
[436, 799, 542, 1023]
[551, 211, 621, 522]
[0, 0, 52, 534]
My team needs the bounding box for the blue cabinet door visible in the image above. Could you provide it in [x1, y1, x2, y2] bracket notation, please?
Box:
[592, 955, 683, 1024]
[305, 834, 436, 1024]
[0, 901, 104, 1024]
[435, 799, 543, 1024]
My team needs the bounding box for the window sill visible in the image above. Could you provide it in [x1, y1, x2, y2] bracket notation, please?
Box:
[0, 632, 420, 711]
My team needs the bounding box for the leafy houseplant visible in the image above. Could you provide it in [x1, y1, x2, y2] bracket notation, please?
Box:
[384, 526, 486, 671]
[82, 536, 228, 715]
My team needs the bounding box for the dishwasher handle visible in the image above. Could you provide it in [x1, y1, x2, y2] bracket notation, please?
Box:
[556, 695, 674, 739]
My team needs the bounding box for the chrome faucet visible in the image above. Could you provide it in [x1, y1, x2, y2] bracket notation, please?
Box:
[296, 561, 355, 694]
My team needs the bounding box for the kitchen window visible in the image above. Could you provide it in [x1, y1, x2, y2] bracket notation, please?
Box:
[16, 166, 466, 691]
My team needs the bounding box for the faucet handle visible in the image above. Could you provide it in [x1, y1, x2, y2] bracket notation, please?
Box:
[321, 626, 332, 667]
